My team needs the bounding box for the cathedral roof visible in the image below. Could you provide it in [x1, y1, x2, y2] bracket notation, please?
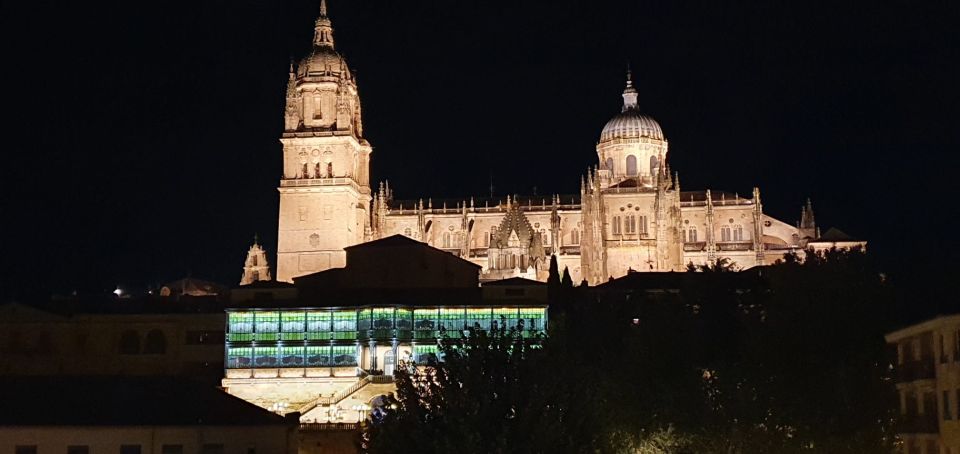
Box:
[600, 69, 664, 143]
[601, 110, 664, 142]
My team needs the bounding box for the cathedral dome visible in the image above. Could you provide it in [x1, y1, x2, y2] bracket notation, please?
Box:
[599, 69, 664, 143]
[301, 46, 351, 78]
[600, 110, 664, 142]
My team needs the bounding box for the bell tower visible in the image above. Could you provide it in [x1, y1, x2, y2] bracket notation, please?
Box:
[276, 0, 372, 282]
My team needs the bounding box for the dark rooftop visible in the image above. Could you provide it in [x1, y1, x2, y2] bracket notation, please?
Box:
[0, 377, 291, 426]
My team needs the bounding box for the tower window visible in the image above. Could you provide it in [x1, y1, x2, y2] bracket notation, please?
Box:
[612, 216, 622, 235]
[626, 155, 638, 176]
[571, 229, 580, 245]
[327, 162, 333, 178]
[314, 162, 321, 178]
[605, 158, 614, 172]
[313, 95, 323, 119]
[650, 155, 659, 173]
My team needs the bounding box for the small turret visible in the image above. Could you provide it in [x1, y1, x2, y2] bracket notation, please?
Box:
[240, 236, 273, 285]
[799, 198, 817, 242]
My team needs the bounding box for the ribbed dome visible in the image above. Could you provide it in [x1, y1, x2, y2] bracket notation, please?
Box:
[301, 46, 351, 78]
[600, 109, 664, 142]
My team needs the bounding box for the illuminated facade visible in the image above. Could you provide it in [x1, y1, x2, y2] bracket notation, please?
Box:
[886, 315, 960, 454]
[275, 1, 859, 285]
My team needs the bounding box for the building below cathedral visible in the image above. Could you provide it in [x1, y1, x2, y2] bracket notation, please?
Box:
[270, 0, 863, 286]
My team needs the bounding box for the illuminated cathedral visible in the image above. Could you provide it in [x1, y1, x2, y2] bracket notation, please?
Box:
[272, 1, 858, 286]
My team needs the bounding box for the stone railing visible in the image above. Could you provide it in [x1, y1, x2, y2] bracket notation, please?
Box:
[298, 376, 372, 415]
[299, 422, 360, 432]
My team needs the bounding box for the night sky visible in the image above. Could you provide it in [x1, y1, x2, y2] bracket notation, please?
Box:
[2, 1, 958, 310]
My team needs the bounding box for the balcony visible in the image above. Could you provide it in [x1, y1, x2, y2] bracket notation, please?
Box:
[897, 414, 939, 434]
[896, 360, 936, 382]
[717, 241, 753, 251]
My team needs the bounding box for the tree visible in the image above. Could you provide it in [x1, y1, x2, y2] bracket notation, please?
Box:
[547, 254, 561, 288]
[560, 266, 573, 288]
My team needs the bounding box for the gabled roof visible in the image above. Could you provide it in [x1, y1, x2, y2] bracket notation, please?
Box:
[344, 234, 424, 250]
[483, 277, 546, 287]
[813, 227, 860, 242]
[0, 377, 291, 426]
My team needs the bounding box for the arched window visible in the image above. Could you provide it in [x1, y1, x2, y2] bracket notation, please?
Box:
[612, 216, 622, 235]
[144, 329, 166, 354]
[733, 224, 744, 241]
[119, 330, 140, 355]
[443, 232, 451, 248]
[571, 229, 580, 245]
[688, 226, 698, 242]
[605, 158, 614, 172]
[720, 226, 732, 242]
[650, 155, 659, 173]
[314, 162, 321, 178]
[626, 155, 638, 176]
[625, 215, 636, 234]
[327, 162, 333, 178]
[301, 163, 308, 178]
[639, 216, 648, 235]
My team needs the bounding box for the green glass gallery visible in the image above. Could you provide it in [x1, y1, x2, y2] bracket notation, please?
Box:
[225, 305, 547, 376]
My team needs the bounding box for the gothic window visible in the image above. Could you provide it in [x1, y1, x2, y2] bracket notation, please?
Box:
[144, 329, 166, 354]
[688, 226, 698, 242]
[327, 162, 333, 177]
[119, 330, 139, 355]
[612, 216, 622, 235]
[720, 226, 732, 242]
[571, 229, 580, 245]
[733, 224, 744, 241]
[605, 157, 614, 172]
[626, 155, 638, 176]
[314, 162, 321, 178]
[443, 232, 451, 248]
[650, 155, 659, 172]
[625, 215, 636, 234]
[301, 163, 309, 178]
[639, 216, 648, 235]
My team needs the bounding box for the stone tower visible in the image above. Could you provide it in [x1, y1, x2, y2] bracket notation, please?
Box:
[276, 0, 372, 282]
[240, 238, 273, 285]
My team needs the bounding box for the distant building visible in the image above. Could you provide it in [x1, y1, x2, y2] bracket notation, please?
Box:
[222, 235, 548, 425]
[272, 1, 864, 285]
[0, 377, 298, 454]
[0, 297, 225, 384]
[240, 238, 274, 286]
[886, 315, 960, 454]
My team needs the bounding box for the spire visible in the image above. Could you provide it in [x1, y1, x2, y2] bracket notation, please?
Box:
[313, 0, 335, 48]
[621, 63, 638, 112]
[800, 198, 816, 230]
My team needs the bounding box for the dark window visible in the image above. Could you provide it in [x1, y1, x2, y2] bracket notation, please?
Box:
[68, 446, 89, 454]
[185, 330, 225, 345]
[161, 446, 183, 454]
[327, 162, 333, 177]
[119, 330, 140, 354]
[945, 390, 953, 420]
[15, 446, 37, 454]
[144, 329, 167, 354]
[201, 444, 224, 454]
[121, 445, 142, 454]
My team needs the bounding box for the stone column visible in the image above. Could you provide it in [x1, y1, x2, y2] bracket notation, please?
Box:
[368, 339, 377, 372]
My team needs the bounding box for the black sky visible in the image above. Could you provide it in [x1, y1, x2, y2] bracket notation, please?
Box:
[2, 0, 958, 310]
